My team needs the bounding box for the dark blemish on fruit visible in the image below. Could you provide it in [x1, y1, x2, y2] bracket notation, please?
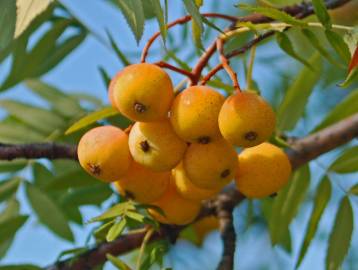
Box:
[140, 140, 150, 152]
[124, 190, 135, 200]
[87, 163, 101, 176]
[134, 102, 147, 113]
[220, 169, 230, 178]
[197, 136, 211, 144]
[244, 131, 258, 141]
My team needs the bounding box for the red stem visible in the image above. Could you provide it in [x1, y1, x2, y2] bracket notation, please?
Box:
[155, 61, 195, 82]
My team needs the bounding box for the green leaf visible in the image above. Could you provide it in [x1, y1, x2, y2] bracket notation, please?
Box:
[44, 169, 99, 190]
[106, 254, 132, 270]
[301, 29, 340, 67]
[276, 32, 313, 69]
[295, 176, 331, 268]
[99, 66, 112, 89]
[32, 163, 53, 189]
[90, 202, 136, 222]
[269, 165, 310, 245]
[0, 122, 44, 143]
[115, 0, 145, 44]
[238, 4, 306, 27]
[15, 0, 53, 38]
[349, 183, 358, 195]
[329, 146, 358, 173]
[0, 198, 20, 223]
[0, 100, 66, 134]
[125, 211, 145, 222]
[61, 184, 113, 206]
[94, 220, 116, 241]
[0, 0, 16, 50]
[183, 0, 204, 49]
[65, 107, 118, 135]
[106, 31, 131, 66]
[311, 0, 331, 29]
[0, 160, 28, 173]
[314, 90, 358, 131]
[106, 218, 127, 242]
[0, 215, 28, 243]
[25, 182, 74, 241]
[25, 79, 82, 118]
[326, 197, 353, 270]
[62, 205, 83, 225]
[339, 67, 358, 88]
[0, 265, 42, 270]
[277, 53, 321, 131]
[0, 178, 21, 203]
[150, 0, 167, 43]
[325, 30, 351, 64]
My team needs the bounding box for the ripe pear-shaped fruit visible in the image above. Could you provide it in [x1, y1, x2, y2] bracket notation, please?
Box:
[78, 126, 132, 182]
[170, 86, 225, 144]
[218, 91, 276, 147]
[149, 178, 201, 225]
[235, 142, 291, 198]
[183, 139, 237, 190]
[128, 120, 187, 171]
[173, 163, 220, 201]
[111, 63, 174, 122]
[114, 161, 170, 203]
[108, 71, 121, 108]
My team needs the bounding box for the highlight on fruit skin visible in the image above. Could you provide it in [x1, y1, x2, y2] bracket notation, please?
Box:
[77, 125, 132, 183]
[148, 178, 201, 225]
[183, 139, 238, 190]
[173, 163, 220, 201]
[235, 142, 291, 198]
[111, 63, 174, 122]
[218, 91, 276, 148]
[170, 85, 225, 144]
[128, 120, 187, 171]
[114, 161, 170, 204]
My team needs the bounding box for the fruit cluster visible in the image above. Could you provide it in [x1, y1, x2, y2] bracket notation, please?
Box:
[78, 63, 292, 225]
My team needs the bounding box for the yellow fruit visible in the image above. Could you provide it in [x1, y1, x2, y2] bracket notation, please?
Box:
[170, 86, 225, 143]
[149, 178, 201, 225]
[235, 142, 291, 198]
[192, 216, 219, 245]
[114, 161, 170, 203]
[78, 126, 131, 182]
[183, 139, 237, 190]
[218, 91, 276, 148]
[173, 163, 220, 201]
[108, 71, 121, 108]
[128, 120, 187, 171]
[111, 63, 174, 122]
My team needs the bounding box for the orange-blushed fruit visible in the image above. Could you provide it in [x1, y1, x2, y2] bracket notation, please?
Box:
[128, 120, 187, 171]
[111, 63, 174, 122]
[149, 178, 201, 225]
[170, 85, 225, 144]
[114, 161, 170, 203]
[173, 163, 220, 201]
[183, 139, 237, 190]
[235, 142, 291, 198]
[218, 91, 276, 148]
[77, 126, 132, 182]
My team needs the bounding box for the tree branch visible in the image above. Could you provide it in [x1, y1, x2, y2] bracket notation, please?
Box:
[40, 111, 358, 270]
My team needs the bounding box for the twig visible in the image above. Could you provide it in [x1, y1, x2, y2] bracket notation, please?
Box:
[155, 61, 196, 82]
[216, 39, 241, 92]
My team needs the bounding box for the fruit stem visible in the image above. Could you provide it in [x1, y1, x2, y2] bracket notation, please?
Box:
[216, 39, 241, 92]
[155, 61, 196, 82]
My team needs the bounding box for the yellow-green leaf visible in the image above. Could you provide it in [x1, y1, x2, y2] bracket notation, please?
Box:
[329, 146, 358, 173]
[106, 218, 127, 242]
[311, 0, 331, 29]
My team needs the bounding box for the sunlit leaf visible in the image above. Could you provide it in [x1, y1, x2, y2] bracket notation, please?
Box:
[277, 53, 321, 131]
[326, 197, 353, 270]
[106, 218, 127, 242]
[25, 182, 74, 241]
[65, 107, 118, 135]
[106, 254, 132, 270]
[15, 0, 53, 38]
[295, 176, 331, 268]
[90, 201, 136, 222]
[311, 0, 331, 29]
[329, 146, 358, 173]
[313, 90, 358, 131]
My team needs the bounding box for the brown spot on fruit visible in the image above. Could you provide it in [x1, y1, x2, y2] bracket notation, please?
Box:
[134, 102, 147, 113]
[197, 136, 211, 144]
[220, 169, 230, 178]
[244, 131, 258, 141]
[139, 140, 150, 152]
[87, 163, 101, 176]
[124, 190, 135, 200]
